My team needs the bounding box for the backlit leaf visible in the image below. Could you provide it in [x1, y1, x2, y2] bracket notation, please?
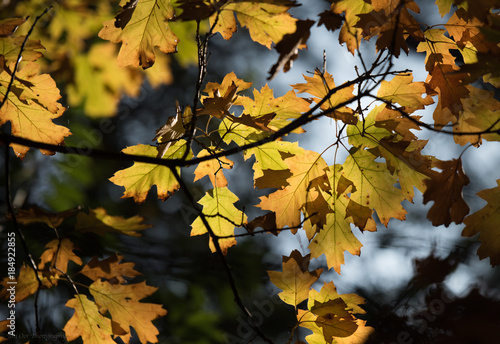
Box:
[109, 140, 190, 203]
[99, 0, 178, 68]
[64, 294, 116, 344]
[342, 148, 407, 227]
[268, 250, 323, 307]
[90, 279, 167, 344]
[38, 238, 83, 274]
[258, 149, 328, 231]
[191, 187, 247, 254]
[0, 62, 71, 158]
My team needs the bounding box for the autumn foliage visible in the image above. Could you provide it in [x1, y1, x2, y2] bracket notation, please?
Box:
[1, 0, 500, 343]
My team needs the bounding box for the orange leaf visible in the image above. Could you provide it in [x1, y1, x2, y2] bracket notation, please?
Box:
[0, 62, 71, 158]
[81, 254, 142, 283]
[90, 280, 167, 344]
[193, 149, 234, 188]
[267, 250, 323, 307]
[38, 238, 82, 274]
[64, 294, 117, 344]
[258, 149, 328, 231]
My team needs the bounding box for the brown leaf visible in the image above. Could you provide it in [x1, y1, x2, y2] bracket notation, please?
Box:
[246, 212, 278, 235]
[80, 254, 142, 283]
[423, 158, 470, 227]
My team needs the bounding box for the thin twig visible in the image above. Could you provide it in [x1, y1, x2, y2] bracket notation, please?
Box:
[169, 167, 274, 343]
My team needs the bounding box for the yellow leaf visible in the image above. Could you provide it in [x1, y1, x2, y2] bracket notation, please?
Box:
[343, 148, 407, 227]
[64, 294, 116, 344]
[90, 279, 166, 344]
[267, 250, 322, 307]
[38, 238, 82, 274]
[347, 105, 392, 148]
[331, 0, 373, 54]
[258, 150, 328, 231]
[98, 0, 178, 68]
[292, 69, 357, 124]
[239, 84, 310, 131]
[216, 2, 297, 48]
[193, 149, 234, 188]
[309, 165, 365, 273]
[377, 73, 434, 111]
[0, 18, 44, 64]
[80, 254, 142, 283]
[0, 265, 49, 303]
[454, 86, 500, 146]
[462, 179, 500, 266]
[377, 138, 434, 201]
[0, 62, 71, 158]
[298, 282, 373, 344]
[191, 187, 247, 254]
[109, 140, 190, 203]
[75, 207, 151, 236]
[416, 29, 457, 71]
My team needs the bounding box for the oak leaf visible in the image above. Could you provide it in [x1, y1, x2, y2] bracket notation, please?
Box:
[423, 158, 470, 227]
[298, 282, 373, 344]
[331, 0, 373, 54]
[342, 147, 407, 226]
[190, 187, 247, 254]
[213, 1, 297, 48]
[292, 69, 356, 124]
[377, 73, 434, 111]
[347, 105, 392, 148]
[0, 264, 53, 303]
[239, 84, 310, 131]
[426, 63, 469, 127]
[38, 238, 82, 274]
[75, 207, 151, 236]
[109, 141, 190, 202]
[90, 279, 167, 344]
[64, 294, 117, 344]
[462, 180, 500, 266]
[356, 0, 423, 57]
[98, 0, 178, 68]
[267, 250, 323, 307]
[193, 148, 234, 187]
[416, 29, 457, 72]
[0, 18, 44, 64]
[0, 62, 71, 158]
[15, 206, 78, 229]
[453, 86, 500, 146]
[308, 165, 366, 273]
[258, 150, 328, 231]
[81, 254, 142, 283]
[154, 105, 193, 158]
